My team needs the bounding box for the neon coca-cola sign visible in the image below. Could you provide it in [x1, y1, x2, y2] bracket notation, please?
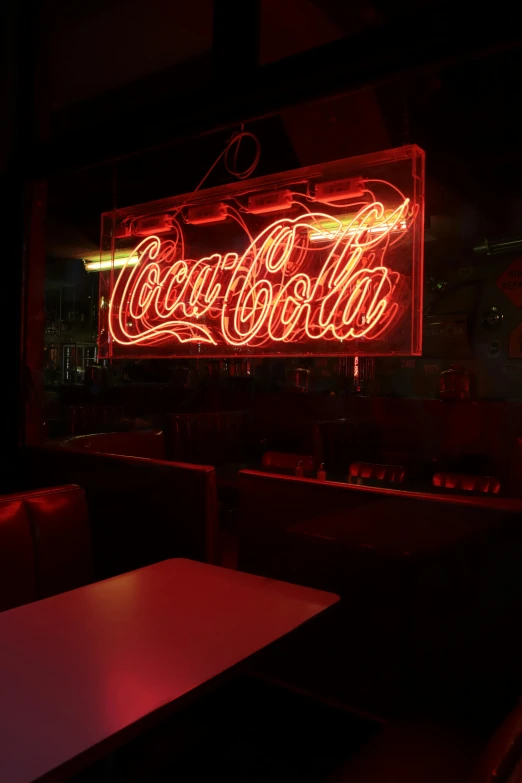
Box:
[100, 145, 424, 358]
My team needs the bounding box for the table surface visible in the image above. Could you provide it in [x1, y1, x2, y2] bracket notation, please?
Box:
[288, 495, 521, 558]
[0, 558, 338, 783]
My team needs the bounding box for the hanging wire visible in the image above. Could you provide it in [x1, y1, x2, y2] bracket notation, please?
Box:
[123, 126, 261, 231]
[185, 127, 261, 197]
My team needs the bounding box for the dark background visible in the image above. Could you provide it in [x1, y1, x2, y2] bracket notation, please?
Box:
[3, 0, 522, 450]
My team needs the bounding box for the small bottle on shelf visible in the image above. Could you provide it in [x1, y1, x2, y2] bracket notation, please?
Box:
[295, 460, 304, 477]
[317, 462, 326, 481]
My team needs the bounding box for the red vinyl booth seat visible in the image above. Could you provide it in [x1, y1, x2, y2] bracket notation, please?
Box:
[0, 485, 91, 612]
[0, 499, 35, 612]
[25, 447, 219, 580]
[433, 473, 501, 494]
[349, 462, 405, 483]
[331, 695, 522, 783]
[236, 470, 522, 600]
[236, 470, 522, 719]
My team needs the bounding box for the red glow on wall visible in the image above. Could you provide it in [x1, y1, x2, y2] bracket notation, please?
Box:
[100, 146, 424, 358]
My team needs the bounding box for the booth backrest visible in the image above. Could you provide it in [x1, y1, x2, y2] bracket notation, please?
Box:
[0, 485, 91, 611]
[349, 462, 405, 483]
[25, 447, 219, 580]
[332, 696, 522, 783]
[0, 498, 35, 611]
[237, 470, 522, 581]
[165, 411, 253, 465]
[433, 473, 501, 494]
[68, 405, 126, 436]
[472, 697, 522, 783]
[58, 430, 166, 460]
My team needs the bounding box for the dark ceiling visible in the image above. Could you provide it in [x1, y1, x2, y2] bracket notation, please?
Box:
[40, 0, 522, 256]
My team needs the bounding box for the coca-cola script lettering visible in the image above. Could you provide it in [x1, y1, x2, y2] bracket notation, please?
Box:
[108, 199, 410, 352]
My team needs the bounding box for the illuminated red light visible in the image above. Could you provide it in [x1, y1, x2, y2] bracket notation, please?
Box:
[314, 177, 365, 202]
[186, 203, 228, 225]
[432, 473, 501, 494]
[247, 190, 293, 214]
[100, 145, 425, 358]
[109, 199, 409, 350]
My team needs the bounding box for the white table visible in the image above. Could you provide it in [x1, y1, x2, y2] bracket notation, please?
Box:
[0, 558, 338, 782]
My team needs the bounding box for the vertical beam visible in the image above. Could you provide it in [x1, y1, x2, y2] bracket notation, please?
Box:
[23, 181, 47, 446]
[0, 0, 47, 473]
[0, 0, 27, 474]
[21, 0, 50, 449]
[1, 167, 25, 470]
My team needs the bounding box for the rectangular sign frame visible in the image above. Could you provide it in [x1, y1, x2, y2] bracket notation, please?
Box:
[98, 145, 424, 359]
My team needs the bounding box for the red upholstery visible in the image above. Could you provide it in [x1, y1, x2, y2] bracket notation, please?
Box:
[68, 405, 126, 436]
[433, 473, 501, 494]
[22, 486, 91, 599]
[349, 462, 405, 483]
[328, 722, 479, 783]
[0, 500, 35, 611]
[25, 447, 220, 580]
[236, 470, 522, 604]
[166, 411, 254, 465]
[237, 470, 522, 723]
[331, 696, 522, 782]
[58, 430, 166, 460]
[473, 698, 522, 782]
[262, 452, 314, 471]
[0, 485, 90, 611]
